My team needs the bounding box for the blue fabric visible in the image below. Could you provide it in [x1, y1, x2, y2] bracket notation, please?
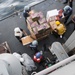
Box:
[36, 52, 42, 58]
[29, 44, 36, 48]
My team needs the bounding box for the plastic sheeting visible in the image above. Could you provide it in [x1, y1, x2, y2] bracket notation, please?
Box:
[22, 53, 37, 71]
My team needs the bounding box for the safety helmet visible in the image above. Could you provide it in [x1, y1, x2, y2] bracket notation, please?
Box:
[14, 27, 20, 33]
[36, 52, 42, 58]
[32, 40, 38, 46]
[24, 6, 30, 12]
[55, 21, 60, 26]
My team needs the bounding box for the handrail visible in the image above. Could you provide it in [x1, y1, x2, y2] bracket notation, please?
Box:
[35, 54, 75, 75]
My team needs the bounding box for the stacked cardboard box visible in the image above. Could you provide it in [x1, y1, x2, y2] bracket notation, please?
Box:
[27, 11, 50, 39]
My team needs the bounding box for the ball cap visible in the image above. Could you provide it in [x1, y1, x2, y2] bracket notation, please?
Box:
[36, 52, 42, 58]
[32, 40, 38, 46]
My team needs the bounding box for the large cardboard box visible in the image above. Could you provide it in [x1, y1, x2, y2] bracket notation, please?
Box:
[31, 22, 38, 28]
[46, 9, 58, 21]
[49, 21, 57, 30]
[38, 18, 46, 24]
[21, 36, 34, 45]
[27, 11, 50, 40]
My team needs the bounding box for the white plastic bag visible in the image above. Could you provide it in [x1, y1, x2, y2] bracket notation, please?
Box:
[22, 66, 28, 75]
[13, 52, 21, 60]
[22, 53, 37, 71]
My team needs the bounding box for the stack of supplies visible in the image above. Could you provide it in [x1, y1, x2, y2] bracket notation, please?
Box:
[27, 11, 50, 39]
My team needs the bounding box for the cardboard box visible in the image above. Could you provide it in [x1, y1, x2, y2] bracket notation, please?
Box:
[32, 27, 38, 34]
[27, 17, 33, 24]
[49, 21, 57, 30]
[31, 22, 38, 28]
[38, 12, 44, 18]
[30, 13, 40, 21]
[36, 25, 46, 34]
[46, 9, 58, 21]
[38, 18, 46, 24]
[27, 11, 51, 40]
[42, 23, 50, 29]
[21, 36, 34, 45]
